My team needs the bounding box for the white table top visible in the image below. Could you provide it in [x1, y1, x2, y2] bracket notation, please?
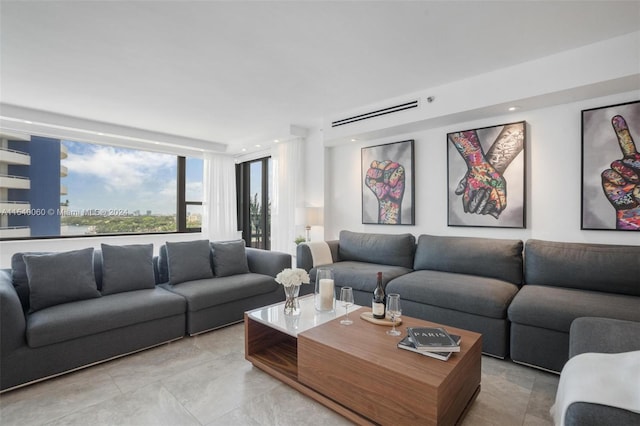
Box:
[246, 294, 361, 337]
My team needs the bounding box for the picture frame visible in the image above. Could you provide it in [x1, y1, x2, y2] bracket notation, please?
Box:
[447, 121, 526, 228]
[361, 139, 415, 225]
[581, 100, 640, 231]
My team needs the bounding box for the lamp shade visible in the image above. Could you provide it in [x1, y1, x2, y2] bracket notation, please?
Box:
[305, 207, 322, 227]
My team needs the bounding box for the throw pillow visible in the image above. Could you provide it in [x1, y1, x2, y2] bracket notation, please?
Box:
[211, 240, 249, 277]
[24, 247, 101, 313]
[166, 240, 213, 285]
[11, 251, 49, 312]
[100, 243, 156, 295]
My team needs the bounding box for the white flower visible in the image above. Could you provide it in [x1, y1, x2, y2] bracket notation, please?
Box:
[275, 268, 311, 287]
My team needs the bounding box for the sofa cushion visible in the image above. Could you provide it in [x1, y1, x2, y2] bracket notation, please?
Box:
[524, 239, 640, 296]
[11, 251, 48, 312]
[413, 235, 523, 285]
[508, 285, 640, 333]
[211, 240, 249, 277]
[311, 261, 412, 293]
[569, 317, 640, 358]
[161, 273, 278, 312]
[24, 248, 101, 313]
[166, 240, 213, 285]
[338, 230, 416, 269]
[387, 270, 519, 319]
[11, 250, 104, 312]
[100, 243, 156, 295]
[26, 287, 186, 348]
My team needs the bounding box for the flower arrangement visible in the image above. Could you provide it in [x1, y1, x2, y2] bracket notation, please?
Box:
[275, 268, 310, 287]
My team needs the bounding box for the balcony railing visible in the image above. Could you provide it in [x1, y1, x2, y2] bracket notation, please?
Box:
[0, 200, 31, 212]
[0, 174, 30, 190]
[0, 147, 31, 166]
[0, 226, 30, 238]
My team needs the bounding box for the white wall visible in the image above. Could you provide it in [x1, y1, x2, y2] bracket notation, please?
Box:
[323, 91, 640, 246]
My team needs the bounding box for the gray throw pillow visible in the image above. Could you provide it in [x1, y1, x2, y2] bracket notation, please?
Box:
[211, 240, 249, 277]
[24, 247, 101, 313]
[166, 240, 213, 285]
[100, 243, 156, 295]
[11, 251, 49, 312]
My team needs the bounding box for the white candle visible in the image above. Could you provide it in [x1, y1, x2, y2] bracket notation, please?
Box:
[319, 278, 334, 310]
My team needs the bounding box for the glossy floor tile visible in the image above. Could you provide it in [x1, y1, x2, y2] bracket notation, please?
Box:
[0, 323, 559, 426]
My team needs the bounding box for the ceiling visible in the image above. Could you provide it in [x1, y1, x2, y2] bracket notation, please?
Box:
[1, 0, 639, 156]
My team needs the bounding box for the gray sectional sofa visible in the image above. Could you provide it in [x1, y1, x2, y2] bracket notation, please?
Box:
[299, 231, 416, 305]
[560, 317, 640, 425]
[387, 234, 522, 358]
[508, 239, 640, 372]
[297, 231, 639, 369]
[0, 239, 290, 392]
[155, 240, 291, 334]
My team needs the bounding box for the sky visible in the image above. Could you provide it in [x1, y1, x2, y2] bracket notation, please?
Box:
[62, 141, 202, 215]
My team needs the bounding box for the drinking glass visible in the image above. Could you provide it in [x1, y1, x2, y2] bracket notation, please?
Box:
[386, 293, 402, 336]
[339, 287, 354, 325]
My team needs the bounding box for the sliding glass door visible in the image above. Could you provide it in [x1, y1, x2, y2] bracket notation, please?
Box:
[236, 157, 271, 249]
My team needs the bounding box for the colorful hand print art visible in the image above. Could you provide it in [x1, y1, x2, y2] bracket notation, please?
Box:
[362, 140, 415, 225]
[447, 121, 526, 228]
[582, 100, 640, 231]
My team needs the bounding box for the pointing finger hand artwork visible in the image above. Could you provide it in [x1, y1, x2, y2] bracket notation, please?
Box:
[582, 100, 640, 231]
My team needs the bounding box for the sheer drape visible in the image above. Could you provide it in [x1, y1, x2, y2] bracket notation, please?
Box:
[270, 138, 304, 254]
[202, 153, 239, 241]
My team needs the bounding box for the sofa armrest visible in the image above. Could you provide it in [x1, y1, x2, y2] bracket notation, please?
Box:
[296, 244, 313, 271]
[246, 248, 291, 277]
[569, 317, 640, 358]
[296, 240, 339, 271]
[0, 269, 26, 354]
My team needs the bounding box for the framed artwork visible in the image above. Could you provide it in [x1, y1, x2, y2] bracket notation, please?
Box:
[447, 121, 526, 228]
[581, 100, 640, 231]
[361, 139, 415, 225]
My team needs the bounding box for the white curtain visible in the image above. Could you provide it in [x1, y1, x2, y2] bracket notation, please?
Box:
[202, 153, 239, 241]
[270, 138, 304, 254]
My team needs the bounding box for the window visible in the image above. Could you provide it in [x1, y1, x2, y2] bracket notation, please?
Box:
[236, 157, 271, 249]
[178, 156, 203, 232]
[0, 135, 203, 240]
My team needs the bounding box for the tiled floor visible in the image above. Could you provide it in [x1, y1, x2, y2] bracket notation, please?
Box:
[0, 323, 559, 425]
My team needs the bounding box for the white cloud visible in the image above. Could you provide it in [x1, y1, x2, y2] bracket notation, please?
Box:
[63, 145, 175, 191]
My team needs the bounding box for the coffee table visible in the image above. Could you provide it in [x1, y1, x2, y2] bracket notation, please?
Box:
[245, 294, 481, 425]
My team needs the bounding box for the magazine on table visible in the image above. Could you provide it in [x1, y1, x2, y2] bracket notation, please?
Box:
[398, 334, 462, 361]
[406, 326, 461, 352]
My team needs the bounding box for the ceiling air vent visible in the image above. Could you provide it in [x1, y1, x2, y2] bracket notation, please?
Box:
[331, 100, 419, 128]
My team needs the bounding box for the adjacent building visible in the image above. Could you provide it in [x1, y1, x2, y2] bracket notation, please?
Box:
[0, 133, 66, 238]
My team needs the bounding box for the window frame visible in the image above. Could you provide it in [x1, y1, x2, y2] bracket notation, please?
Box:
[236, 156, 271, 249]
[0, 141, 202, 240]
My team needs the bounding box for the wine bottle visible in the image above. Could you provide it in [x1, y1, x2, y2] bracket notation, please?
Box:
[372, 272, 385, 319]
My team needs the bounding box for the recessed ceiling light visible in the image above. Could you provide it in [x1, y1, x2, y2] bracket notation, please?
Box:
[255, 144, 261, 148]
[274, 139, 279, 143]
[508, 106, 520, 111]
[351, 138, 358, 142]
[97, 132, 104, 136]
[241, 148, 247, 152]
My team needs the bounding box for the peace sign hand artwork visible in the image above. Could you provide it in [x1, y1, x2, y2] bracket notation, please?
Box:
[601, 115, 640, 230]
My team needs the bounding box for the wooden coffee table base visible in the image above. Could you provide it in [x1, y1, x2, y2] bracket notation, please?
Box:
[245, 307, 481, 425]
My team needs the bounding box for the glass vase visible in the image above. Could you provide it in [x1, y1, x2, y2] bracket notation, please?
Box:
[283, 285, 301, 316]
